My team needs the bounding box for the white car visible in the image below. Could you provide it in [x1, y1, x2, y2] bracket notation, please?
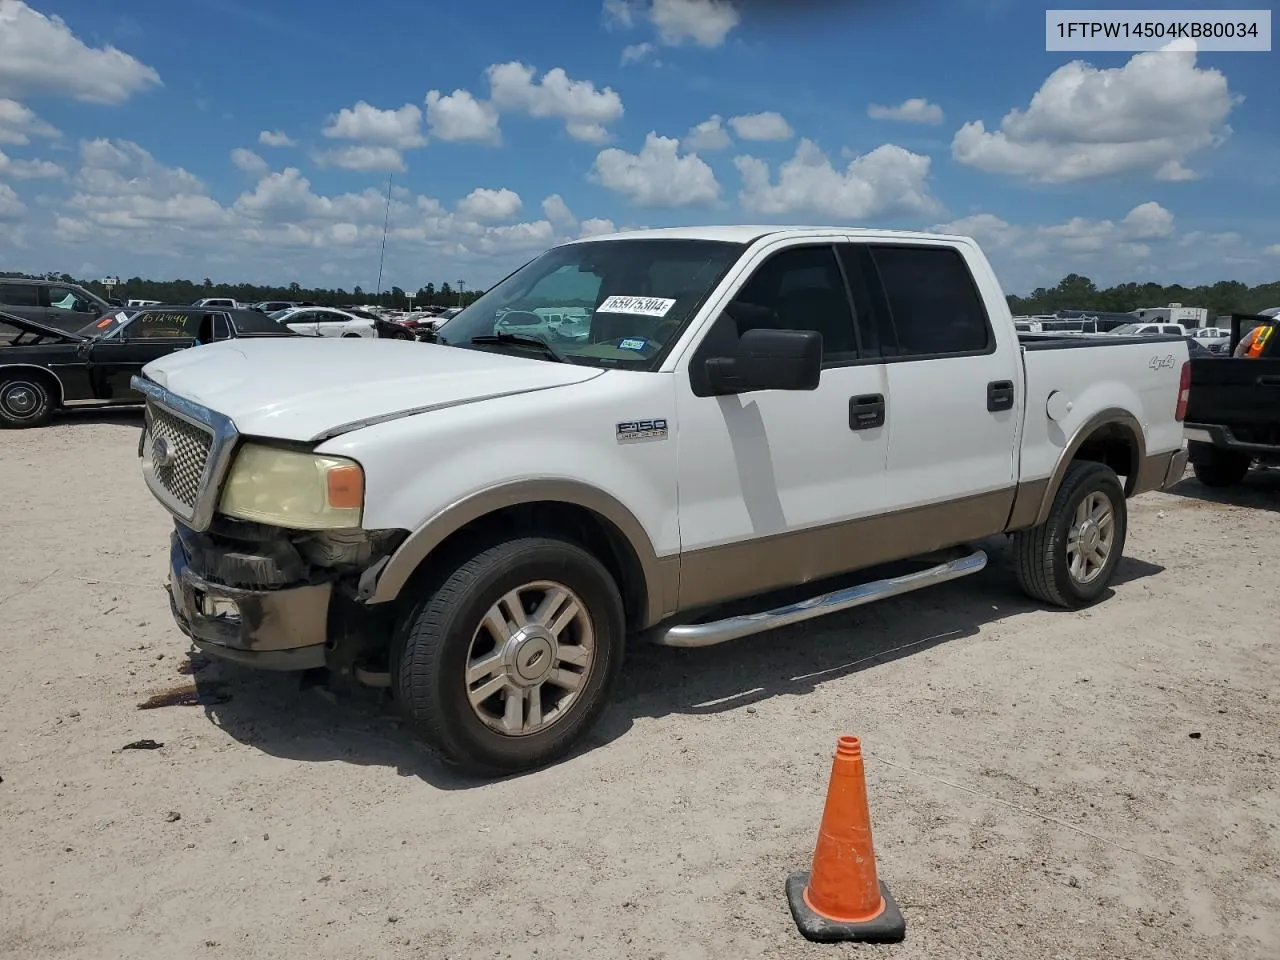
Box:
[193, 298, 241, 309]
[269, 306, 376, 338]
[132, 225, 1189, 775]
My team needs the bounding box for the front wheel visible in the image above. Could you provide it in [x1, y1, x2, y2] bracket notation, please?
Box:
[1012, 460, 1127, 609]
[0, 375, 55, 429]
[392, 536, 625, 775]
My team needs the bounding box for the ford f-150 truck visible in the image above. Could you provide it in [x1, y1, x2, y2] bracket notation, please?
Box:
[131, 226, 1189, 774]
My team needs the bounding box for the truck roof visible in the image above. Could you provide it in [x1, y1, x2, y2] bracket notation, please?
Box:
[562, 225, 973, 246]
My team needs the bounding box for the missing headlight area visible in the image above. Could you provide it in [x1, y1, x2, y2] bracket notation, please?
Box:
[176, 517, 405, 590]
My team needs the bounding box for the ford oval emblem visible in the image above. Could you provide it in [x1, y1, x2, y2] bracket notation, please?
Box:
[152, 435, 174, 468]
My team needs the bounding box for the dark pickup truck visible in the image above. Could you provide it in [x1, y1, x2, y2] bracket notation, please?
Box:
[0, 305, 297, 429]
[1183, 311, 1280, 487]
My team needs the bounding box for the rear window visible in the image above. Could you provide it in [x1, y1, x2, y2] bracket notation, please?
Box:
[868, 245, 993, 357]
[0, 283, 41, 307]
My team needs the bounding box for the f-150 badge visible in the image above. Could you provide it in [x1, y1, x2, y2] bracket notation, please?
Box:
[617, 419, 668, 443]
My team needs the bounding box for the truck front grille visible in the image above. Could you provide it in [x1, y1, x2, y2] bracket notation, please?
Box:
[146, 404, 214, 511]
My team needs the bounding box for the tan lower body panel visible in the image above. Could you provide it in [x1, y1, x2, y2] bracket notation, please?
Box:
[676, 488, 1016, 613]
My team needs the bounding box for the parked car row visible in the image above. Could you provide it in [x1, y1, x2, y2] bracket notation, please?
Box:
[0, 299, 422, 428]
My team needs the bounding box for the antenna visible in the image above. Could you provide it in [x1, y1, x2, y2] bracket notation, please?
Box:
[375, 172, 393, 301]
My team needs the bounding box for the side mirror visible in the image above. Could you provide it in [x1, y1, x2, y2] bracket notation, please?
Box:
[704, 328, 822, 395]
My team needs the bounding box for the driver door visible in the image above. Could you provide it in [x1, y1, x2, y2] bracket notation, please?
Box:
[88, 310, 198, 401]
[673, 238, 891, 610]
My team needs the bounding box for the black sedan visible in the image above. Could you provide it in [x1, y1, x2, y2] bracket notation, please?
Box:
[0, 305, 297, 429]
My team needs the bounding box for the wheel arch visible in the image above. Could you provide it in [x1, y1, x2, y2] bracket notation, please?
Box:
[1031, 408, 1145, 526]
[0, 363, 66, 406]
[365, 480, 678, 629]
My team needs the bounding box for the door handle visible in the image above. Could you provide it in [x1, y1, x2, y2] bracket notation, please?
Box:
[987, 380, 1015, 412]
[849, 394, 885, 430]
[1257, 376, 1280, 387]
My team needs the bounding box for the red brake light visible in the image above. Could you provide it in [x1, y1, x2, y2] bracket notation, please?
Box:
[1175, 360, 1191, 422]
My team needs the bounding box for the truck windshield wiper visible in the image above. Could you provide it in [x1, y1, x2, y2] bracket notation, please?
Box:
[468, 333, 567, 363]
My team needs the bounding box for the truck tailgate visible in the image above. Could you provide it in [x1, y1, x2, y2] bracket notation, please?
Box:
[1185, 356, 1280, 445]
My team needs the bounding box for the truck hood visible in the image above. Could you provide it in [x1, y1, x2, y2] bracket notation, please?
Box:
[139, 336, 604, 442]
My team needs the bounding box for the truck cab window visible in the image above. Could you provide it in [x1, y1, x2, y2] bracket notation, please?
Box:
[869, 245, 992, 357]
[0, 284, 41, 307]
[730, 245, 858, 363]
[47, 286, 92, 312]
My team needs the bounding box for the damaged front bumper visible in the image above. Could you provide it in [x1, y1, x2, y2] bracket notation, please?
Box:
[165, 521, 402, 673]
[168, 526, 331, 669]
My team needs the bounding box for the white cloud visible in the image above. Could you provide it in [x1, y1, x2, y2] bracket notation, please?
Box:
[230, 147, 268, 176]
[591, 132, 720, 206]
[867, 98, 944, 125]
[1121, 201, 1174, 239]
[0, 181, 25, 219]
[258, 129, 295, 148]
[322, 100, 425, 149]
[425, 89, 501, 144]
[0, 98, 59, 145]
[76, 139, 205, 198]
[621, 42, 655, 64]
[952, 48, 1238, 182]
[1264, 244, 1280, 257]
[729, 111, 793, 141]
[312, 144, 406, 173]
[683, 114, 732, 152]
[931, 202, 1180, 290]
[457, 187, 522, 222]
[0, 1, 161, 104]
[0, 149, 65, 179]
[580, 218, 617, 237]
[735, 139, 939, 219]
[649, 0, 740, 47]
[542, 193, 577, 227]
[603, 0, 635, 28]
[487, 62, 624, 143]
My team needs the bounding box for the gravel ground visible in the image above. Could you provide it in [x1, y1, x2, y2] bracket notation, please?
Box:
[2, 410, 1278, 960]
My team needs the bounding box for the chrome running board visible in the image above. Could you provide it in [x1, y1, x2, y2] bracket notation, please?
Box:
[652, 549, 988, 648]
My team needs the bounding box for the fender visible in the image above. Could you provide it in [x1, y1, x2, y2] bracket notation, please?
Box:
[362, 478, 680, 627]
[0, 362, 68, 402]
[1007, 408, 1146, 530]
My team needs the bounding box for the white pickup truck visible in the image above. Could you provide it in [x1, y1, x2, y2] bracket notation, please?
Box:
[131, 226, 1189, 774]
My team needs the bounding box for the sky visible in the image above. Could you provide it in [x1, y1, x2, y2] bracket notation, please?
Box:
[0, 0, 1276, 297]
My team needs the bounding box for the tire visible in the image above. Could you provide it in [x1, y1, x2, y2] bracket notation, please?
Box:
[392, 536, 625, 776]
[1187, 441, 1251, 488]
[1012, 460, 1127, 609]
[0, 373, 56, 429]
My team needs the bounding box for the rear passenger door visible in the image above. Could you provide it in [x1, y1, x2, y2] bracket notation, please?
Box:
[843, 242, 1021, 527]
[281, 311, 320, 336]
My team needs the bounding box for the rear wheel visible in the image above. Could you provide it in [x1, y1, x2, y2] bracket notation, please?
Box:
[392, 536, 625, 776]
[0, 374, 55, 429]
[1188, 441, 1251, 488]
[1012, 460, 1127, 609]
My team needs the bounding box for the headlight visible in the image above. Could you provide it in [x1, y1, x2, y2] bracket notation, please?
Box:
[218, 443, 364, 530]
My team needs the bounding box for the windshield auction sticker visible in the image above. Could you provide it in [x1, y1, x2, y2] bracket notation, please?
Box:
[597, 296, 676, 317]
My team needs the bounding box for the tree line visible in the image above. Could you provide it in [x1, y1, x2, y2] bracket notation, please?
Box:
[0, 271, 485, 310]
[1009, 273, 1280, 319]
[4, 268, 1278, 318]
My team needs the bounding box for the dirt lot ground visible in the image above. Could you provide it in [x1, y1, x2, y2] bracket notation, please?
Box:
[2, 411, 1278, 960]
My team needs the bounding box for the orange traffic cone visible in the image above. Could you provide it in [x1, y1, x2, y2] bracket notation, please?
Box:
[786, 735, 906, 943]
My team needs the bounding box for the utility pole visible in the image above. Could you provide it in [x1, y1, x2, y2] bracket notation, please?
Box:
[375, 173, 393, 305]
[457, 279, 464, 308]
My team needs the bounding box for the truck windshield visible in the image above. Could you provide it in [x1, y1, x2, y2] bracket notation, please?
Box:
[1109, 323, 1141, 335]
[434, 238, 745, 369]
